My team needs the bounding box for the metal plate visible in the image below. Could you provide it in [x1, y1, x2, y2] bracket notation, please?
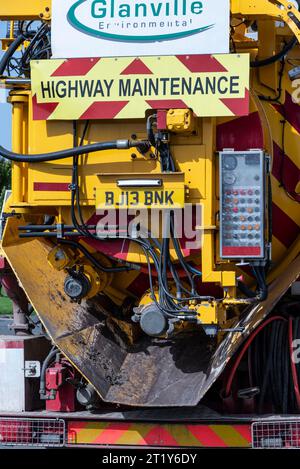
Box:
[252, 420, 300, 449]
[0, 418, 65, 447]
[96, 172, 185, 209]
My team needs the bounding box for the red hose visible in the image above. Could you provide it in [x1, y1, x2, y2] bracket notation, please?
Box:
[224, 315, 286, 397]
[288, 317, 300, 410]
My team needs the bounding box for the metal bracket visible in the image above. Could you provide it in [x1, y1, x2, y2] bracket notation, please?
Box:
[23, 360, 41, 378]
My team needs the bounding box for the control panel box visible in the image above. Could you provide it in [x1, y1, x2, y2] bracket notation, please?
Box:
[219, 150, 266, 260]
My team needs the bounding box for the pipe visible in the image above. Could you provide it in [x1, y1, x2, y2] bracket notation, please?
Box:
[250, 38, 297, 68]
[288, 317, 300, 410]
[0, 34, 25, 75]
[58, 239, 136, 273]
[11, 101, 24, 204]
[0, 139, 145, 163]
[18, 224, 97, 231]
[19, 231, 84, 238]
[39, 347, 59, 399]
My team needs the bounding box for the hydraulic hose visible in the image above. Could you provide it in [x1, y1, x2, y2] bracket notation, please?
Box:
[253, 266, 268, 301]
[58, 239, 136, 273]
[288, 317, 300, 410]
[0, 34, 26, 75]
[39, 347, 59, 398]
[250, 0, 300, 68]
[237, 280, 257, 298]
[224, 315, 286, 398]
[0, 139, 144, 163]
[250, 37, 297, 68]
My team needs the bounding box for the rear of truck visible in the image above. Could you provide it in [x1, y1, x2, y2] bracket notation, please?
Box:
[0, 0, 300, 449]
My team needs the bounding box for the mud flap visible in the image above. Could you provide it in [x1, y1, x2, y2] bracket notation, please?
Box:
[2, 217, 300, 407]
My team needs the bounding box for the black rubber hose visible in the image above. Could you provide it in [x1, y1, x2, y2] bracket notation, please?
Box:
[57, 239, 134, 273]
[251, 37, 297, 68]
[296, 317, 300, 391]
[251, 0, 300, 69]
[39, 347, 59, 398]
[258, 322, 277, 413]
[253, 266, 268, 301]
[282, 321, 289, 413]
[0, 34, 26, 75]
[0, 140, 143, 163]
[237, 280, 257, 298]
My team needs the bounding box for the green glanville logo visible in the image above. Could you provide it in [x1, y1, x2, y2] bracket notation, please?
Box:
[67, 0, 214, 42]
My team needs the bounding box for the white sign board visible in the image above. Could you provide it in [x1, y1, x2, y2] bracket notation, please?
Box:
[51, 0, 230, 58]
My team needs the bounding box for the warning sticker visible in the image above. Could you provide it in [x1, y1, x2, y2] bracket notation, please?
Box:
[31, 54, 250, 120]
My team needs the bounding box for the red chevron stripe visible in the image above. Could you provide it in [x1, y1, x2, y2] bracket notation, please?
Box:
[121, 58, 153, 75]
[92, 423, 131, 445]
[233, 425, 252, 443]
[187, 425, 227, 447]
[272, 202, 300, 247]
[32, 94, 58, 120]
[176, 55, 227, 73]
[142, 426, 179, 446]
[79, 101, 129, 119]
[51, 58, 100, 77]
[146, 99, 187, 109]
[220, 88, 249, 116]
[272, 91, 300, 135]
[272, 141, 300, 202]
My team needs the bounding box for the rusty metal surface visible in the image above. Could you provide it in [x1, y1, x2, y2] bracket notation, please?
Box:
[56, 326, 212, 406]
[2, 217, 300, 407]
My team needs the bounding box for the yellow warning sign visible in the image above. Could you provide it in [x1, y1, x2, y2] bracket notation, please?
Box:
[31, 54, 250, 120]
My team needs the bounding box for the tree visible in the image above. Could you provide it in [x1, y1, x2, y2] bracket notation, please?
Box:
[0, 160, 11, 209]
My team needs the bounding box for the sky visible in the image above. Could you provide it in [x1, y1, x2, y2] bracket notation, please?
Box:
[0, 21, 12, 150]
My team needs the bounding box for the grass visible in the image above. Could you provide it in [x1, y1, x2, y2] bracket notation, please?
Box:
[0, 286, 12, 315]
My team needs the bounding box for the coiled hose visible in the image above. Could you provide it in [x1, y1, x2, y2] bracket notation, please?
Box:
[224, 314, 300, 413]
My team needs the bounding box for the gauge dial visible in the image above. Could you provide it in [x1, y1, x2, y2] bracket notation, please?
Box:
[223, 155, 238, 171]
[223, 173, 236, 185]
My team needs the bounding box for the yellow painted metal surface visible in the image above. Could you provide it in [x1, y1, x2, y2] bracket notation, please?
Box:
[231, 0, 300, 44]
[166, 109, 196, 134]
[0, 0, 51, 20]
[1, 0, 300, 407]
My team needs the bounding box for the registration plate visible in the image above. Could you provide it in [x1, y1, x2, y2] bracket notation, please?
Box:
[96, 173, 185, 209]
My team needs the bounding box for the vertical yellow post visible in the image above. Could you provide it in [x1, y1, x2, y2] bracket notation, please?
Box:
[11, 96, 24, 204]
